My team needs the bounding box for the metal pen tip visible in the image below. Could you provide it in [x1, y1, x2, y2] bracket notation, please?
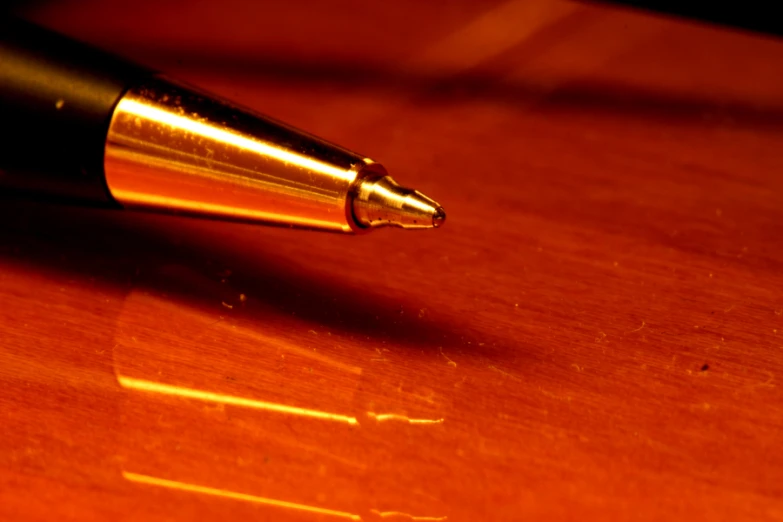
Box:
[352, 175, 445, 230]
[432, 207, 446, 228]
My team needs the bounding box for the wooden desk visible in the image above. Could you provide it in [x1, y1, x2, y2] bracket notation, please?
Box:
[2, 1, 782, 520]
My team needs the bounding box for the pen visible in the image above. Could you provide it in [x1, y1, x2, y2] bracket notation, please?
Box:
[0, 18, 445, 233]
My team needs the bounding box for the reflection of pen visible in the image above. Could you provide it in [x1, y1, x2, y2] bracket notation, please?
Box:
[0, 19, 445, 233]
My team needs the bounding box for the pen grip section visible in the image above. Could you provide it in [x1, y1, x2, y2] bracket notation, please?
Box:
[0, 18, 147, 203]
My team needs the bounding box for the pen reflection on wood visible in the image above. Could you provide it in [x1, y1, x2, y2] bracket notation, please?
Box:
[122, 471, 362, 521]
[118, 375, 448, 426]
[123, 471, 448, 521]
[117, 375, 360, 425]
[111, 266, 451, 518]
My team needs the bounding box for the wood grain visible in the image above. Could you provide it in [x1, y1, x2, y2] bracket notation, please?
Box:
[2, 1, 783, 520]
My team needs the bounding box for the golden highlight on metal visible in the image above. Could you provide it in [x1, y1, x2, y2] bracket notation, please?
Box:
[117, 376, 358, 425]
[104, 78, 445, 232]
[123, 471, 361, 520]
[116, 99, 351, 180]
[216, 320, 364, 375]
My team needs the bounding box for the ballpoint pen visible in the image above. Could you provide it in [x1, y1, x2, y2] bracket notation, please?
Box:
[0, 18, 446, 233]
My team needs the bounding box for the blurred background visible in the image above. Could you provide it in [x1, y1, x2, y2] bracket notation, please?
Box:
[8, 0, 783, 140]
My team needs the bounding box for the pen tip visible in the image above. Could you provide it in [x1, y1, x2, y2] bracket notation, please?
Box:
[352, 176, 445, 230]
[432, 207, 446, 228]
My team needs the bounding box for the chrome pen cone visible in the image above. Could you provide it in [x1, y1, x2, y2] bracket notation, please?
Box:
[352, 175, 446, 230]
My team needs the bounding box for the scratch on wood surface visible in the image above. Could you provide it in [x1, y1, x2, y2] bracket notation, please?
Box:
[741, 370, 776, 392]
[410, 391, 437, 405]
[627, 321, 646, 333]
[539, 387, 572, 402]
[595, 332, 607, 343]
[439, 347, 457, 367]
[273, 434, 368, 471]
[133, 294, 363, 375]
[367, 412, 444, 425]
[733, 373, 776, 398]
[230, 324, 362, 375]
[373, 348, 391, 362]
[488, 365, 521, 381]
[370, 509, 447, 521]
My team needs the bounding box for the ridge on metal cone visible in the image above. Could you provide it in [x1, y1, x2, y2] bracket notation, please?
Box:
[432, 207, 446, 228]
[352, 176, 446, 230]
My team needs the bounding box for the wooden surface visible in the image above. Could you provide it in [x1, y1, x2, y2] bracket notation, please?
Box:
[3, 1, 783, 520]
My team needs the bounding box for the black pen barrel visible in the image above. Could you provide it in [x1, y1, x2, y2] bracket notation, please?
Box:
[0, 18, 148, 203]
